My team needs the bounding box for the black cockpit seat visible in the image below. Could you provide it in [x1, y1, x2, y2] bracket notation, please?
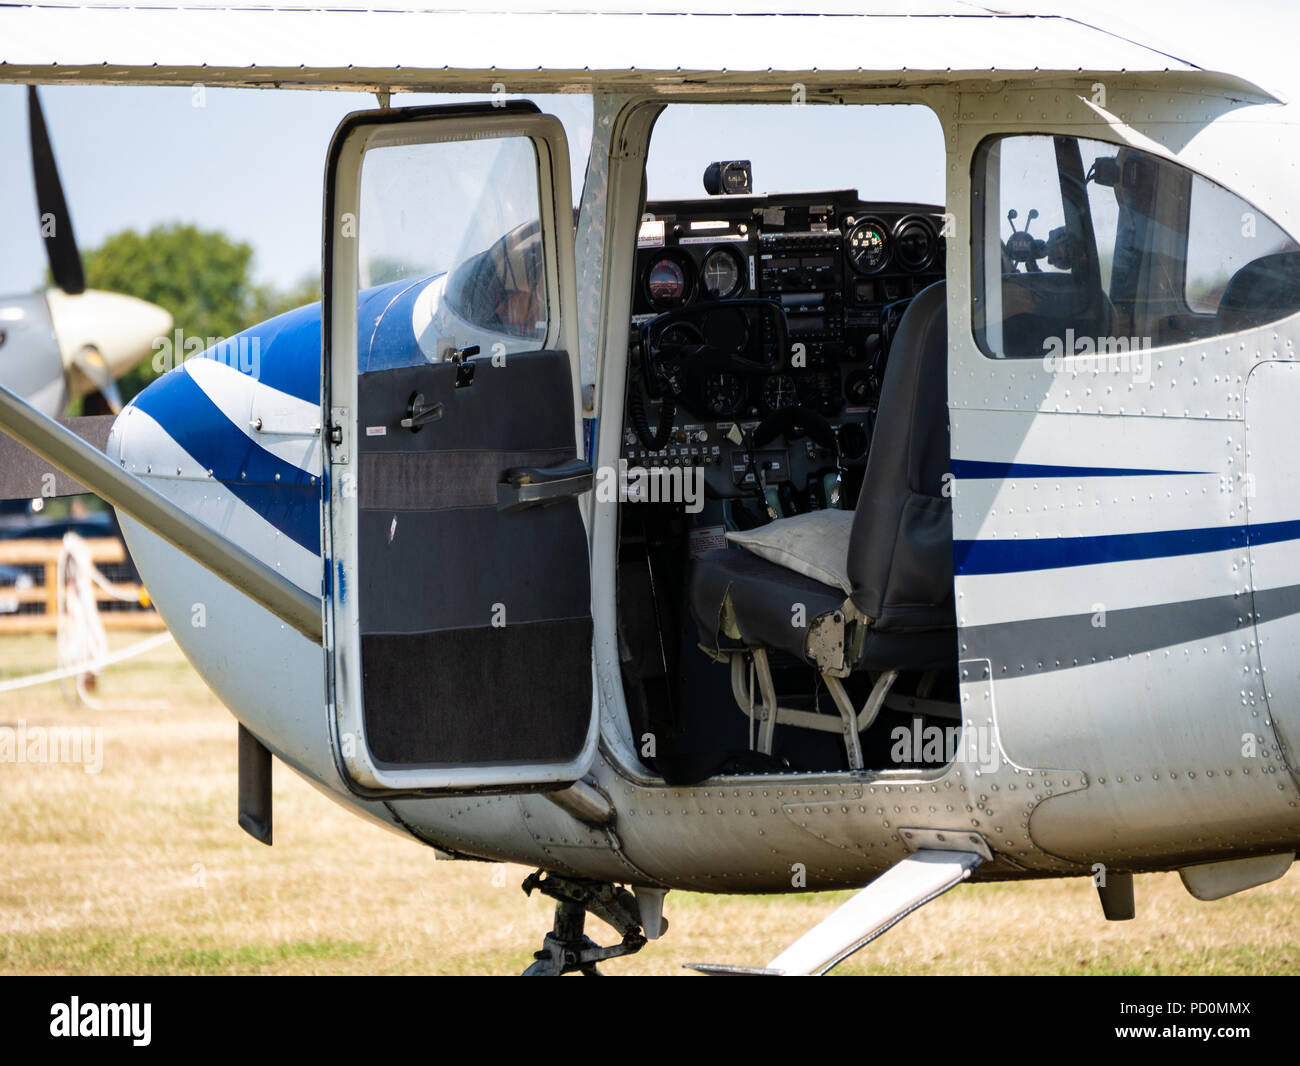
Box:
[689, 281, 956, 768]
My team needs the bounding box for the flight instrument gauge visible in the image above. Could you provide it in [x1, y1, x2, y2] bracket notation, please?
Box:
[894, 216, 938, 272]
[646, 254, 692, 308]
[763, 374, 798, 412]
[846, 219, 890, 275]
[659, 322, 704, 350]
[705, 373, 744, 416]
[701, 247, 745, 298]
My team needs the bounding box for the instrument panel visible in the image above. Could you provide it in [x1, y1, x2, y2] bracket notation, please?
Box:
[624, 190, 945, 501]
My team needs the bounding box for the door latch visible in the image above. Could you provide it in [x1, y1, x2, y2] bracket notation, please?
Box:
[329, 406, 349, 464]
[449, 344, 480, 389]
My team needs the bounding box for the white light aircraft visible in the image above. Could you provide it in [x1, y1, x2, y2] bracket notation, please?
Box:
[1, 2, 1298, 975]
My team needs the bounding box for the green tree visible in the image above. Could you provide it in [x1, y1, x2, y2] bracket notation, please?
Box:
[79, 224, 318, 401]
[250, 273, 321, 324]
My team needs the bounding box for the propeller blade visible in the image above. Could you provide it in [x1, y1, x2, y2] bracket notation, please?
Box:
[27, 86, 86, 296]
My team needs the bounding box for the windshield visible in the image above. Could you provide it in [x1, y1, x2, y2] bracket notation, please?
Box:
[443, 219, 546, 342]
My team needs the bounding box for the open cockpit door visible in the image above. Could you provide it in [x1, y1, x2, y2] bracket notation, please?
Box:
[322, 102, 595, 793]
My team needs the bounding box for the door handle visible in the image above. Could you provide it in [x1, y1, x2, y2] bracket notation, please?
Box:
[497, 458, 593, 512]
[400, 392, 444, 431]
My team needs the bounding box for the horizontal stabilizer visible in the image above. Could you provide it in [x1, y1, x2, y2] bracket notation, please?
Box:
[0, 414, 115, 499]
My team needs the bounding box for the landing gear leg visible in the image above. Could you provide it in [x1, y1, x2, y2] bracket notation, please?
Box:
[521, 871, 649, 976]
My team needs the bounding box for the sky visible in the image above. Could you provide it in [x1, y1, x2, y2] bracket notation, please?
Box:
[0, 86, 594, 295]
[1, 0, 1298, 296]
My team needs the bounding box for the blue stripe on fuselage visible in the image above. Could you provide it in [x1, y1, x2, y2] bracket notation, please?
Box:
[362, 276, 439, 373]
[130, 366, 320, 554]
[950, 459, 1209, 479]
[955, 519, 1300, 575]
[199, 299, 321, 404]
[178, 275, 440, 404]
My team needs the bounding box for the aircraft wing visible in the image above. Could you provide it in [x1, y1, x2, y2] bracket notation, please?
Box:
[0, 2, 1277, 102]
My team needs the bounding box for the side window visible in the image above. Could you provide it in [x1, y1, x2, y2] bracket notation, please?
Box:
[973, 134, 1300, 361]
[1186, 177, 1298, 319]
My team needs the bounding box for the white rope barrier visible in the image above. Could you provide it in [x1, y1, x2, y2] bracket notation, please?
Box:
[0, 630, 173, 694]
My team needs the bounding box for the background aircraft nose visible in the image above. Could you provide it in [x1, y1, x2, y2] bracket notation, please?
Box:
[44, 288, 173, 406]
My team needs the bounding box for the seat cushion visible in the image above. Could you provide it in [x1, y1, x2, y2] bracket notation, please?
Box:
[725, 508, 854, 594]
[690, 546, 846, 664]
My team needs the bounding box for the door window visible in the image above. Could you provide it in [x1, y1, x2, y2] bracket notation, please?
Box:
[356, 134, 548, 371]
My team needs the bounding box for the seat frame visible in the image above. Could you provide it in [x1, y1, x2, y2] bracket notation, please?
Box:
[723, 648, 956, 771]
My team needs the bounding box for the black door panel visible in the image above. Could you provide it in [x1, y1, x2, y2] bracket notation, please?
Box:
[355, 349, 593, 770]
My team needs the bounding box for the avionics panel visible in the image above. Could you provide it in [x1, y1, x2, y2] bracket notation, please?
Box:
[625, 189, 945, 500]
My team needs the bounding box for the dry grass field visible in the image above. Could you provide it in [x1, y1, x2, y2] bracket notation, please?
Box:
[1, 631, 1298, 976]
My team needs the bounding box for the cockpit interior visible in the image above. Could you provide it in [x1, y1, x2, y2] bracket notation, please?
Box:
[615, 107, 957, 784]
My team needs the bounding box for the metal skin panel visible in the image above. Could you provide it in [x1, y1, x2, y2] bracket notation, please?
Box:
[98, 73, 1300, 896]
[1246, 361, 1300, 775]
[946, 85, 1300, 869]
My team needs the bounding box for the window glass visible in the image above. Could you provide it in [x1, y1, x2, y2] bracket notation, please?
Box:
[646, 103, 945, 203]
[358, 135, 546, 371]
[973, 134, 1300, 361]
[1186, 178, 1297, 312]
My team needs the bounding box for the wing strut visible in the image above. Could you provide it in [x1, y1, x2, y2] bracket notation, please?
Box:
[688, 848, 984, 976]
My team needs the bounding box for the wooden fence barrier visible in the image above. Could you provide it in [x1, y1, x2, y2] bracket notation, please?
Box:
[0, 537, 163, 632]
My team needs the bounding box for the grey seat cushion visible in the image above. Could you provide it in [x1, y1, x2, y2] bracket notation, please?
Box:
[725, 508, 854, 594]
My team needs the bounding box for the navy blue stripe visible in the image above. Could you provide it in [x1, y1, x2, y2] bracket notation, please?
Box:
[956, 519, 1300, 575]
[950, 459, 1208, 479]
[229, 302, 321, 405]
[131, 368, 320, 554]
[212, 481, 320, 558]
